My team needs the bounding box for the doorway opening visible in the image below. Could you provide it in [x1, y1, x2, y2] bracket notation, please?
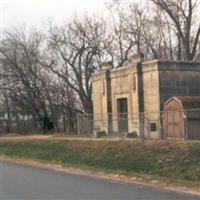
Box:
[117, 98, 128, 133]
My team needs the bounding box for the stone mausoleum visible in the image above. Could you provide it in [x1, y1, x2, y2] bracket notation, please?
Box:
[92, 56, 200, 138]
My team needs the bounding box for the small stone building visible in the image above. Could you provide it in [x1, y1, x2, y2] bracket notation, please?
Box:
[163, 96, 200, 140]
[92, 56, 200, 138]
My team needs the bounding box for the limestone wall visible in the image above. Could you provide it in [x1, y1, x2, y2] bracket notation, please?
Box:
[142, 60, 160, 138]
[158, 61, 200, 111]
[92, 59, 200, 138]
[110, 64, 140, 134]
[92, 71, 109, 132]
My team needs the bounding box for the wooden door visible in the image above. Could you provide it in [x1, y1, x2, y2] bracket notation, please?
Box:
[165, 109, 184, 139]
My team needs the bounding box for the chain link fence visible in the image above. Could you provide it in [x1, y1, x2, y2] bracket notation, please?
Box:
[0, 115, 77, 135]
[77, 109, 200, 140]
[0, 119, 43, 135]
[1, 108, 199, 139]
[77, 112, 150, 138]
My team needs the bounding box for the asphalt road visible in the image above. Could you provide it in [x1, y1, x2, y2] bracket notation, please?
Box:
[0, 161, 199, 200]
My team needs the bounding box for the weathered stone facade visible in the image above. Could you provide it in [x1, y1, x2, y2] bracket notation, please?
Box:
[92, 57, 200, 138]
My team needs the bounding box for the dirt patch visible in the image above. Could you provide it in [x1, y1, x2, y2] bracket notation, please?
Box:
[0, 134, 52, 141]
[0, 134, 122, 141]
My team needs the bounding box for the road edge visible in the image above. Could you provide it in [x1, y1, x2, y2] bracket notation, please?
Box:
[0, 156, 200, 197]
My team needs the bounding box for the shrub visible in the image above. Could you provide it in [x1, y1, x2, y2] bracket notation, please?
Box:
[96, 131, 107, 138]
[127, 131, 138, 138]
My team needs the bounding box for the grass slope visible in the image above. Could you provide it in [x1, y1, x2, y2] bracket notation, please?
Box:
[0, 139, 200, 186]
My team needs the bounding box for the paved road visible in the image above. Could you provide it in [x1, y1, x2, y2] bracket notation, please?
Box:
[0, 161, 199, 200]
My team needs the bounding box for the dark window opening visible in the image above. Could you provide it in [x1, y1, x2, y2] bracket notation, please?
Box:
[117, 98, 128, 133]
[150, 123, 157, 132]
[103, 80, 105, 96]
[133, 75, 136, 91]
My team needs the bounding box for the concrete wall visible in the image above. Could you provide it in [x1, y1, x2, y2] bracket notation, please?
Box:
[110, 62, 140, 134]
[142, 61, 160, 138]
[158, 61, 200, 111]
[92, 60, 142, 135]
[141, 60, 200, 138]
[92, 59, 200, 138]
[92, 71, 109, 132]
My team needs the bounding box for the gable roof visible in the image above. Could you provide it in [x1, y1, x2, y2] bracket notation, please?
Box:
[166, 96, 200, 110]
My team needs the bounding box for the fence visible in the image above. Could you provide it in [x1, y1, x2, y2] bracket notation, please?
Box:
[0, 115, 77, 135]
[0, 119, 42, 135]
[1, 108, 199, 139]
[77, 112, 150, 138]
[77, 108, 200, 140]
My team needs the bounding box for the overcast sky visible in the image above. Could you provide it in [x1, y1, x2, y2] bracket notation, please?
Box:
[0, 0, 111, 31]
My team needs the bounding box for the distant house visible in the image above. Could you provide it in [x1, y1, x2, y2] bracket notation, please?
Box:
[92, 56, 200, 138]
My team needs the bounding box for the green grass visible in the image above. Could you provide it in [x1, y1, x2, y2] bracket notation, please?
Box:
[1, 139, 200, 187]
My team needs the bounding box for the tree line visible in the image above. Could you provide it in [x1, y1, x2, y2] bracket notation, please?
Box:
[0, 0, 199, 133]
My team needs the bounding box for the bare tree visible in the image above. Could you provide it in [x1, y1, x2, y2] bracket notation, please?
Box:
[0, 28, 51, 122]
[152, 0, 200, 60]
[141, 8, 177, 60]
[104, 3, 138, 66]
[105, 3, 177, 63]
[47, 16, 106, 113]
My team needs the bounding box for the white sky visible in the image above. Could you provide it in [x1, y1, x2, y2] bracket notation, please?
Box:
[0, 0, 110, 31]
